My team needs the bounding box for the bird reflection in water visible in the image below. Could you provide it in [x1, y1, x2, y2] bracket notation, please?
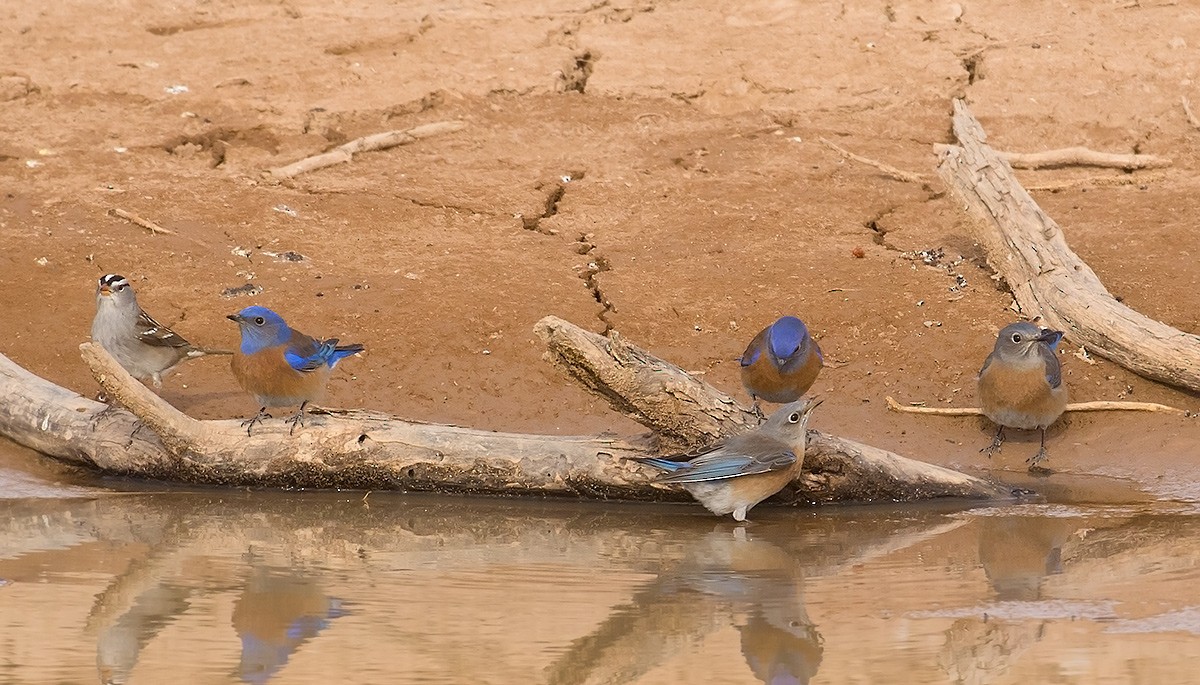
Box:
[546, 530, 822, 685]
[232, 568, 347, 684]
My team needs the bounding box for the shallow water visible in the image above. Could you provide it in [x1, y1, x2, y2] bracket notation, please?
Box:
[4, 443, 1200, 684]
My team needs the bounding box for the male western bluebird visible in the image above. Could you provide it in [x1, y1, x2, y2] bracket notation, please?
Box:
[977, 321, 1067, 467]
[739, 316, 823, 414]
[227, 305, 363, 435]
[91, 274, 230, 389]
[634, 397, 822, 521]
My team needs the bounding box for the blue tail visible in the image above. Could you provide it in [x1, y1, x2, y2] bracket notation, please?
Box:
[329, 342, 364, 367]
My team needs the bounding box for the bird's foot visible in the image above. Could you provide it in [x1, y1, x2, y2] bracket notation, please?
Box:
[750, 401, 766, 423]
[979, 440, 1003, 458]
[241, 409, 271, 436]
[1026, 447, 1052, 472]
[285, 407, 307, 435]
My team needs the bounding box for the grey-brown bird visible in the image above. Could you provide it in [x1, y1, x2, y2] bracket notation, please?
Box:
[634, 397, 822, 521]
[977, 322, 1068, 467]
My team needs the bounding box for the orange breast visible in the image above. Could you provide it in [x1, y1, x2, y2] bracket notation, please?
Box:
[741, 349, 822, 404]
[978, 363, 1067, 429]
[231, 346, 331, 407]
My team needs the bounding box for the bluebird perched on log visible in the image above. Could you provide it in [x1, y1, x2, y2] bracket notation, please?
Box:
[634, 397, 822, 521]
[91, 274, 230, 389]
[977, 322, 1068, 468]
[739, 316, 823, 414]
[227, 306, 363, 435]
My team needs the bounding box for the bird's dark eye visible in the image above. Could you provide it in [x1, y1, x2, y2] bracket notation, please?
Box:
[1011, 333, 1022, 343]
[254, 317, 265, 326]
[788, 412, 801, 423]
[116, 284, 127, 291]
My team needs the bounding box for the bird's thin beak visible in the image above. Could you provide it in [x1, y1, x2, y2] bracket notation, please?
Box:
[226, 314, 242, 323]
[1037, 329, 1064, 348]
[804, 395, 825, 415]
[98, 286, 111, 296]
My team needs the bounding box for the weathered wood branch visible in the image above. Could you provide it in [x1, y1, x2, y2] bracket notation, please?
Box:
[0, 319, 1008, 504]
[936, 99, 1200, 393]
[818, 137, 930, 185]
[1000, 147, 1171, 171]
[107, 208, 175, 235]
[884, 396, 1193, 417]
[268, 120, 466, 180]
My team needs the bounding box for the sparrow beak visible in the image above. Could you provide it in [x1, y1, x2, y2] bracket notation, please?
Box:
[98, 285, 111, 296]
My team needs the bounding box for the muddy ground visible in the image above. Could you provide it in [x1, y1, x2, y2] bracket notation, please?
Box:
[2, 0, 1198, 495]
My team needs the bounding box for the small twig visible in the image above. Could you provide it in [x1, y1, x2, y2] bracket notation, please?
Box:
[819, 137, 929, 184]
[1026, 171, 1168, 192]
[886, 396, 1192, 417]
[1183, 96, 1200, 130]
[269, 120, 466, 180]
[999, 147, 1171, 171]
[107, 208, 175, 236]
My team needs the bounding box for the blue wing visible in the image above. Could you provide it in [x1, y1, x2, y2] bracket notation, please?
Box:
[1039, 344, 1063, 389]
[283, 332, 333, 372]
[637, 434, 796, 483]
[283, 333, 363, 372]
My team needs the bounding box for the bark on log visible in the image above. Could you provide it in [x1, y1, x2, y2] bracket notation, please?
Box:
[936, 99, 1200, 392]
[0, 320, 1009, 504]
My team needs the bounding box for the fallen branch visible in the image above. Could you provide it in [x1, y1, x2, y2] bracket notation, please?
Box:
[1026, 171, 1167, 193]
[268, 120, 466, 180]
[936, 99, 1200, 392]
[885, 396, 1192, 417]
[107, 208, 175, 236]
[819, 137, 929, 185]
[1183, 95, 1200, 130]
[999, 147, 1171, 171]
[0, 320, 1009, 505]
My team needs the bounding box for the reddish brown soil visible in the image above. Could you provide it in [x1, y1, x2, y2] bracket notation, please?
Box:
[2, 0, 1198, 493]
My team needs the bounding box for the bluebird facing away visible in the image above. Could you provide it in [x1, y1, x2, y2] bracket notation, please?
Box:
[227, 306, 364, 435]
[977, 322, 1068, 468]
[91, 274, 230, 389]
[739, 316, 823, 413]
[634, 397, 823, 521]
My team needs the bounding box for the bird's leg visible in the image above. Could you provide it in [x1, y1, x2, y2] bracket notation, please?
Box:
[980, 425, 1005, 457]
[750, 398, 766, 422]
[285, 401, 309, 435]
[1027, 428, 1051, 469]
[732, 506, 748, 522]
[241, 407, 271, 436]
[150, 373, 164, 390]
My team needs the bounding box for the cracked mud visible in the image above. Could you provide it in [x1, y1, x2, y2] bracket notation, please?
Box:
[1, 0, 1198, 489]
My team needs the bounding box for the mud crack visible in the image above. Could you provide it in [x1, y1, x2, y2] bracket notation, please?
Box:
[518, 173, 613, 331]
[575, 233, 615, 333]
[557, 50, 597, 93]
[521, 177, 574, 234]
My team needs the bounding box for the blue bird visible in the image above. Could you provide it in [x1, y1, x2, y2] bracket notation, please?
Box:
[977, 321, 1068, 468]
[227, 306, 364, 435]
[635, 397, 822, 521]
[739, 316, 823, 416]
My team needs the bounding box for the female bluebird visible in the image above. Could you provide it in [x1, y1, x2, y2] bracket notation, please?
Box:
[634, 397, 822, 521]
[227, 306, 364, 435]
[739, 316, 823, 414]
[91, 274, 229, 389]
[977, 322, 1067, 467]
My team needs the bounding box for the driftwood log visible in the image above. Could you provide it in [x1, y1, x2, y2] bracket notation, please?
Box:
[937, 99, 1200, 393]
[0, 317, 1008, 505]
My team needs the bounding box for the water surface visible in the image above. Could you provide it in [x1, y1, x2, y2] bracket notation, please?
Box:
[3, 442, 1200, 684]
